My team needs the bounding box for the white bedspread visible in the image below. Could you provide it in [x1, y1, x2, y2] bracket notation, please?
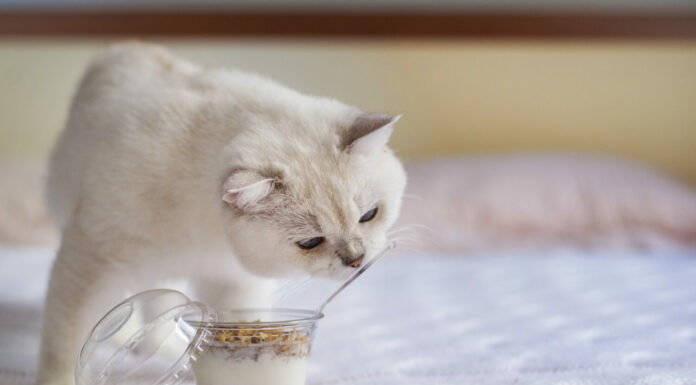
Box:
[1, 246, 695, 385]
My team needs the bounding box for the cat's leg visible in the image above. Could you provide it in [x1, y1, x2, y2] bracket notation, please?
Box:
[35, 227, 115, 385]
[192, 275, 274, 312]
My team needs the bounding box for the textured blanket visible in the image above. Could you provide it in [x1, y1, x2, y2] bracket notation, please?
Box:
[1, 246, 695, 385]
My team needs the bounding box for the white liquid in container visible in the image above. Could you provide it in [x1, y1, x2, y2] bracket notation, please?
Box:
[192, 351, 309, 385]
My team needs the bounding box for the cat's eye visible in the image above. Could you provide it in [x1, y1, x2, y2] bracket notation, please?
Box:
[297, 237, 325, 250]
[359, 207, 378, 223]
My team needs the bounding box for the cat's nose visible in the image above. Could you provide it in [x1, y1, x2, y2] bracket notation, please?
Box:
[343, 254, 364, 268]
[335, 239, 365, 267]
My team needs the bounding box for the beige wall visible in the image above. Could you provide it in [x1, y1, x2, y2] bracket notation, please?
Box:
[1, 39, 695, 184]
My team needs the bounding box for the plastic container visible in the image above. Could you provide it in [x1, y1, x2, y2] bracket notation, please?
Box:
[75, 290, 322, 385]
[191, 309, 320, 385]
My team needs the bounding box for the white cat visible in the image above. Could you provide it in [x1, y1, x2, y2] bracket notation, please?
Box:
[38, 42, 406, 385]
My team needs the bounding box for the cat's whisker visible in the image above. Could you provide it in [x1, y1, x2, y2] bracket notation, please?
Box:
[389, 223, 435, 234]
[388, 237, 420, 247]
[387, 227, 414, 237]
[389, 222, 433, 231]
[387, 231, 419, 240]
[386, 242, 428, 255]
[386, 222, 442, 251]
[387, 230, 422, 243]
[273, 276, 318, 305]
[401, 194, 424, 201]
[275, 276, 313, 294]
[387, 225, 435, 245]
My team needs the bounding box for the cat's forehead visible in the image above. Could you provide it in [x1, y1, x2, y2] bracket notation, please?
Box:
[283, 160, 366, 229]
[298, 171, 356, 221]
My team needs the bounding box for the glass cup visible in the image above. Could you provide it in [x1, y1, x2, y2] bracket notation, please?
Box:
[190, 309, 323, 385]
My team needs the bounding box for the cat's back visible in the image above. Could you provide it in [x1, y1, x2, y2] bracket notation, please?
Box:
[72, 42, 204, 135]
[46, 42, 211, 229]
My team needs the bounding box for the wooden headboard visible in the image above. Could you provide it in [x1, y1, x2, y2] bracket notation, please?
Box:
[1, 8, 695, 39]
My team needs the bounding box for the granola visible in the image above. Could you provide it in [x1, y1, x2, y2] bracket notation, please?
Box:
[206, 321, 313, 361]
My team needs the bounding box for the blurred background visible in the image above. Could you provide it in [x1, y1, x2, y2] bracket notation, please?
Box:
[1, 0, 696, 185]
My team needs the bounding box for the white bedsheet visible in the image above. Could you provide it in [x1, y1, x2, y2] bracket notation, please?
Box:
[1, 246, 695, 385]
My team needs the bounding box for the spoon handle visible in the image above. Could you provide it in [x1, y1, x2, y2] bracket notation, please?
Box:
[315, 242, 396, 315]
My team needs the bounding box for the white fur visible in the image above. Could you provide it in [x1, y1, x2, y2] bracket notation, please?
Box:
[38, 42, 406, 385]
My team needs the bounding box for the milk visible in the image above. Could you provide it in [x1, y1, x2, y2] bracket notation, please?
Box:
[192, 350, 309, 385]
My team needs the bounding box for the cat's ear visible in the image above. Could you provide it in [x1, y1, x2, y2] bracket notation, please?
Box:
[341, 113, 401, 154]
[222, 169, 276, 210]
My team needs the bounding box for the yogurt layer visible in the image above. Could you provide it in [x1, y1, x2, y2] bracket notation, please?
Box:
[192, 350, 308, 385]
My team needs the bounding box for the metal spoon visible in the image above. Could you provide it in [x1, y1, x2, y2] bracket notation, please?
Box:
[315, 241, 396, 315]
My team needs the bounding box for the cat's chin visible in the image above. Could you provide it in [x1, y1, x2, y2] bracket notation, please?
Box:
[243, 267, 349, 281]
[303, 265, 357, 281]
[242, 264, 307, 279]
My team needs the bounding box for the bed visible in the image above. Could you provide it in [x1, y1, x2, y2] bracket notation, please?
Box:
[2, 244, 695, 385]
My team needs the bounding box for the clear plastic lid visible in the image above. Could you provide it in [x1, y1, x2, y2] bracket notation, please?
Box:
[75, 289, 215, 385]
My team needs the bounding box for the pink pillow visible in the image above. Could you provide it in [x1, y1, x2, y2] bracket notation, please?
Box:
[396, 154, 696, 253]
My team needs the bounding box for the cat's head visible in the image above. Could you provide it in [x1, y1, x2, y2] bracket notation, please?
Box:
[220, 111, 406, 279]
